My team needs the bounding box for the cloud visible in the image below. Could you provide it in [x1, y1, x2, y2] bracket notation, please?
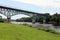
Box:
[12, 0, 60, 8]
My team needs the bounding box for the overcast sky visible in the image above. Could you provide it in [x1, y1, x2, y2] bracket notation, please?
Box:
[0, 0, 60, 20]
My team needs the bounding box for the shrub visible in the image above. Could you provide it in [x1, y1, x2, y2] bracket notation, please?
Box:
[52, 20, 60, 26]
[37, 27, 46, 31]
[22, 24, 32, 27]
[45, 29, 59, 34]
[45, 29, 50, 32]
[0, 19, 5, 23]
[22, 23, 28, 26]
[48, 29, 56, 33]
[27, 24, 32, 27]
[37, 27, 60, 34]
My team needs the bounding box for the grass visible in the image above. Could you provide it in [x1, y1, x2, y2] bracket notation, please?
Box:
[0, 23, 60, 40]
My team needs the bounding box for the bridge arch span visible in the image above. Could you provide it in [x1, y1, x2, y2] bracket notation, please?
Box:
[0, 6, 49, 22]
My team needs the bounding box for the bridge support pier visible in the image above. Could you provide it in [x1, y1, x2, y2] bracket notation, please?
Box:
[43, 20, 46, 24]
[32, 19, 35, 24]
[7, 16, 11, 23]
[7, 18, 11, 23]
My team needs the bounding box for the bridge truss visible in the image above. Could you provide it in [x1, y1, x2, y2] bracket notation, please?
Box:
[0, 6, 48, 22]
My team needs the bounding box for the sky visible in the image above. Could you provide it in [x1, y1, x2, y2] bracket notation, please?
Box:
[0, 0, 60, 20]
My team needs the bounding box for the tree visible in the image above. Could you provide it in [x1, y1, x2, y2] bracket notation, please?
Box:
[16, 17, 32, 22]
[51, 13, 60, 26]
[45, 13, 51, 24]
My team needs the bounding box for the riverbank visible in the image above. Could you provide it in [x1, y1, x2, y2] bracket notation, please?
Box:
[0, 23, 60, 40]
[11, 22, 60, 32]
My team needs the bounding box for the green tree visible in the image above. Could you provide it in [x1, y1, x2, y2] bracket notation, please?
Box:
[51, 13, 60, 26]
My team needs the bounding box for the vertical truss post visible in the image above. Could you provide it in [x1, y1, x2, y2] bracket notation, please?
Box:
[32, 14, 37, 24]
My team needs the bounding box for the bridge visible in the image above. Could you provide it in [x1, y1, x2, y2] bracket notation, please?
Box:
[0, 6, 49, 22]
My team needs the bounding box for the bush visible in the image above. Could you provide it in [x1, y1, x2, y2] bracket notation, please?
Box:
[45, 29, 50, 32]
[48, 29, 56, 33]
[22, 23, 28, 26]
[52, 22, 60, 26]
[22, 24, 32, 27]
[37, 27, 46, 31]
[0, 19, 5, 23]
[37, 27, 60, 34]
[28, 25, 32, 27]
[45, 29, 60, 34]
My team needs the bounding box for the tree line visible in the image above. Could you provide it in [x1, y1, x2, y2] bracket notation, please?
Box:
[16, 13, 60, 26]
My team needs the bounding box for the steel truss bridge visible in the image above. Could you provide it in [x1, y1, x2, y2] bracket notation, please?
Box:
[0, 6, 49, 22]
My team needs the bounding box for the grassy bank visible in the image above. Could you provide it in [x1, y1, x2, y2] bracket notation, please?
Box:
[0, 23, 60, 40]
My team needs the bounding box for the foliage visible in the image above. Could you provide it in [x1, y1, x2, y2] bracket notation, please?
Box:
[16, 17, 32, 22]
[37, 26, 60, 34]
[0, 18, 5, 22]
[44, 13, 51, 24]
[31, 15, 44, 24]
[51, 13, 60, 26]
